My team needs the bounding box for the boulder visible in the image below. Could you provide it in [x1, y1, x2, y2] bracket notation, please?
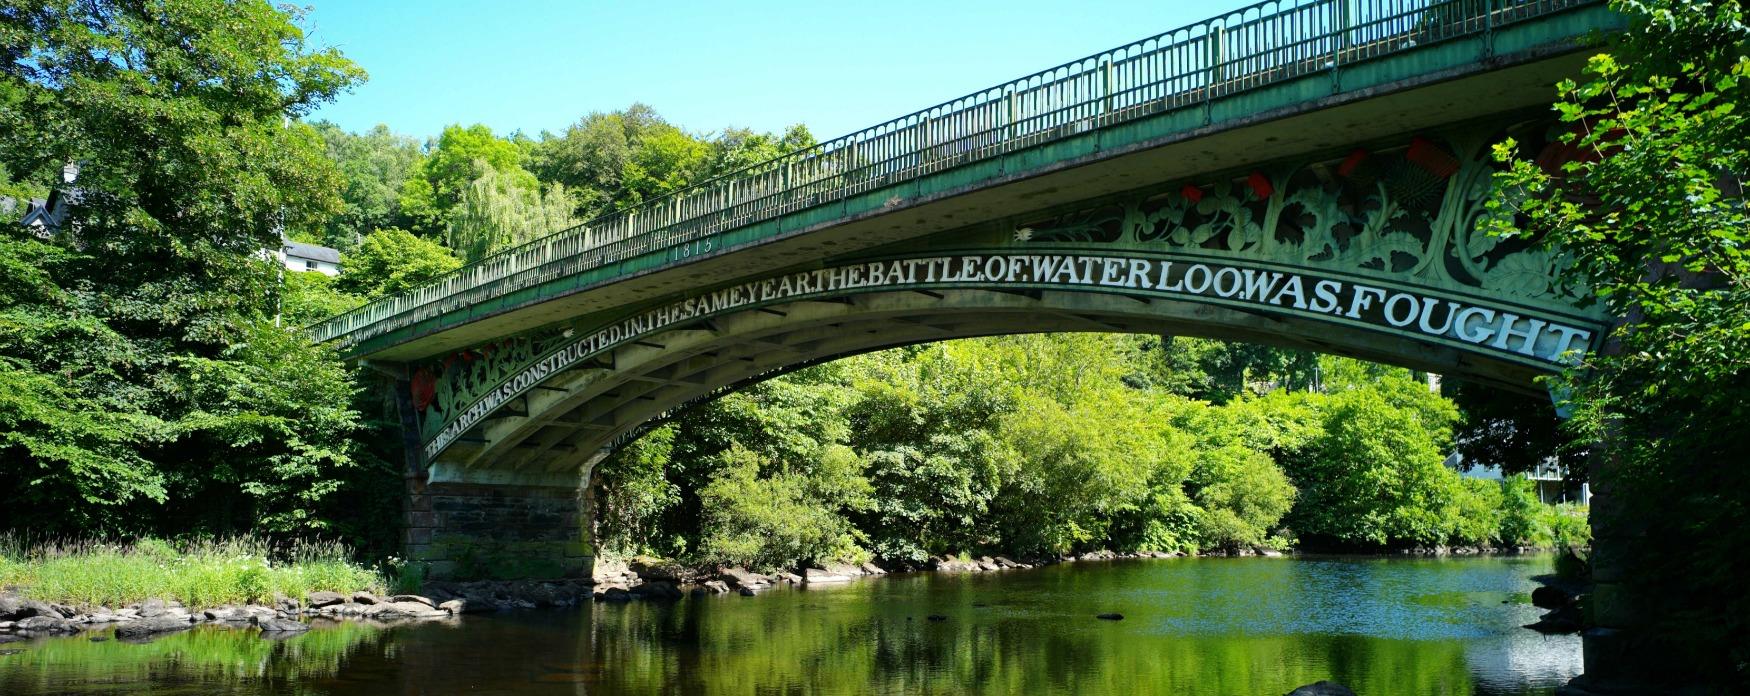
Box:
[253, 617, 309, 633]
[202, 606, 247, 622]
[1524, 604, 1583, 634]
[242, 606, 278, 622]
[115, 616, 192, 640]
[595, 587, 634, 602]
[0, 598, 60, 621]
[273, 595, 300, 614]
[379, 601, 448, 619]
[387, 594, 435, 608]
[591, 557, 637, 585]
[16, 615, 75, 634]
[1285, 681, 1357, 696]
[349, 591, 380, 605]
[717, 568, 771, 590]
[629, 557, 689, 583]
[438, 599, 468, 614]
[930, 556, 980, 573]
[138, 599, 169, 618]
[803, 568, 853, 584]
[631, 582, 685, 600]
[305, 591, 345, 608]
[1531, 586, 1569, 610]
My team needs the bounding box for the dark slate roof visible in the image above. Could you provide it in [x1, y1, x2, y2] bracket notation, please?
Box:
[282, 239, 340, 264]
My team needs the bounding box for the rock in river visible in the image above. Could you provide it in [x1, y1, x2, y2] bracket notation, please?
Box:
[305, 591, 346, 608]
[15, 616, 76, 634]
[116, 617, 192, 640]
[254, 617, 310, 633]
[1285, 681, 1356, 696]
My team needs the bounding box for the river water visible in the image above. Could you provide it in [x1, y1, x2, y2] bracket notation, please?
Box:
[0, 555, 1581, 695]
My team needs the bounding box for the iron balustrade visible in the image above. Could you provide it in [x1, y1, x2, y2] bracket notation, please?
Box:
[312, 0, 1595, 347]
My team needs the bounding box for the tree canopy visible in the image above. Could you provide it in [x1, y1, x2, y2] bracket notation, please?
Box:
[0, 0, 368, 535]
[1486, 0, 1750, 682]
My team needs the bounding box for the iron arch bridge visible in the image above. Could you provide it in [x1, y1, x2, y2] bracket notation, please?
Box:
[313, 0, 1619, 580]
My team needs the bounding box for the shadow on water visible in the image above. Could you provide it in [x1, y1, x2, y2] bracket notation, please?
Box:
[0, 555, 1581, 695]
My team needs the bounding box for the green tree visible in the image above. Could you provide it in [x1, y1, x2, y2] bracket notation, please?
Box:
[315, 123, 424, 250]
[526, 104, 666, 218]
[1495, 475, 1549, 548]
[592, 425, 681, 555]
[0, 0, 366, 536]
[444, 166, 576, 262]
[696, 443, 870, 570]
[705, 124, 816, 177]
[279, 270, 365, 327]
[620, 124, 710, 205]
[1284, 377, 1462, 548]
[1446, 378, 1572, 477]
[334, 228, 462, 300]
[398, 124, 534, 235]
[1486, 0, 1750, 679]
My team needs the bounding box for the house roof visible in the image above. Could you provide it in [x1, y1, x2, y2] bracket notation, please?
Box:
[283, 239, 340, 264]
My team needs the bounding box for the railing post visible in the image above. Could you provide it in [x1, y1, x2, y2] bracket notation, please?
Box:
[1483, 0, 1495, 58]
[1208, 24, 1226, 94]
[1008, 89, 1022, 139]
[1102, 59, 1114, 118]
[921, 116, 933, 168]
[1336, 0, 1351, 51]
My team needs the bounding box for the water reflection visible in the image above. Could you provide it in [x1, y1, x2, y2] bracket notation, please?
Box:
[0, 556, 1581, 695]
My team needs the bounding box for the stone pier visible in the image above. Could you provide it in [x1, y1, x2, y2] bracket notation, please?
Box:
[403, 475, 593, 580]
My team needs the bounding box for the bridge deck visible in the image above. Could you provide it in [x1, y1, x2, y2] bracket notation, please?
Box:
[317, 0, 1616, 361]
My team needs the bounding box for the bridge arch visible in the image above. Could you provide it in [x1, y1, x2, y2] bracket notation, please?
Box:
[344, 1, 1623, 581]
[416, 252, 1599, 491]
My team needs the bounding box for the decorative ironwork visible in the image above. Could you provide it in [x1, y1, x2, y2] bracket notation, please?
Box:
[312, 0, 1601, 348]
[413, 329, 568, 444]
[1013, 130, 1589, 308]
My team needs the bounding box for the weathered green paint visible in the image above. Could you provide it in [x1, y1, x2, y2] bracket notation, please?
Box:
[318, 2, 1620, 359]
[406, 125, 1607, 468]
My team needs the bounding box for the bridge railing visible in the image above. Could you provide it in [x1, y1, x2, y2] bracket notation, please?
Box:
[312, 0, 1593, 346]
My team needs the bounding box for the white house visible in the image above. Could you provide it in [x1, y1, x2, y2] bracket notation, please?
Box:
[277, 239, 341, 276]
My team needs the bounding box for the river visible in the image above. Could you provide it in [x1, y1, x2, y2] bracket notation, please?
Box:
[0, 555, 1581, 695]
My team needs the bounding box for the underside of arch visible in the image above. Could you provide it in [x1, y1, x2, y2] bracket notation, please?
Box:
[423, 281, 1583, 488]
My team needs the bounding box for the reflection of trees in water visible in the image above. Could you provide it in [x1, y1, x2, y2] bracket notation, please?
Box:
[574, 583, 1486, 695]
[1, 560, 1576, 695]
[0, 622, 384, 693]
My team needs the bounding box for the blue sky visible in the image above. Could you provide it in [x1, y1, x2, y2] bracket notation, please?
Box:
[303, 1, 1248, 142]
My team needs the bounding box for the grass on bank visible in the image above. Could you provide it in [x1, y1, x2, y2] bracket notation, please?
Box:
[0, 536, 384, 608]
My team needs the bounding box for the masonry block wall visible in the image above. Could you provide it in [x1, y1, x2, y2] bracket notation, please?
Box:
[404, 476, 592, 580]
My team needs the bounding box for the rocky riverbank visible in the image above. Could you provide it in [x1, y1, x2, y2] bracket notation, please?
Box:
[2, 547, 1576, 643]
[0, 590, 457, 643]
[586, 548, 1285, 600]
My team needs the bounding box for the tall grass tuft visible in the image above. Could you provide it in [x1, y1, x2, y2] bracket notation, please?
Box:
[0, 535, 384, 608]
